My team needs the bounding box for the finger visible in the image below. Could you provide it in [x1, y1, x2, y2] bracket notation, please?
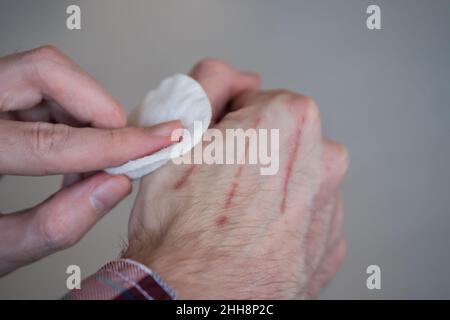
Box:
[306, 138, 348, 258]
[14, 100, 84, 127]
[304, 236, 347, 299]
[12, 103, 51, 123]
[0, 45, 126, 128]
[62, 173, 82, 188]
[62, 171, 96, 188]
[303, 194, 345, 298]
[189, 59, 261, 123]
[327, 193, 345, 248]
[47, 100, 85, 127]
[0, 111, 16, 121]
[304, 194, 337, 273]
[321, 138, 349, 194]
[0, 172, 130, 276]
[0, 119, 182, 175]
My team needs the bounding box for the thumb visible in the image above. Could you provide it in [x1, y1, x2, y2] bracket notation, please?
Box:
[0, 172, 130, 276]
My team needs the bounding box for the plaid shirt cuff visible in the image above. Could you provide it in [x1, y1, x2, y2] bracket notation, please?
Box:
[63, 259, 177, 300]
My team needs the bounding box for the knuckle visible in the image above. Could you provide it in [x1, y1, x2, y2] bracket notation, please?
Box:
[262, 92, 321, 135]
[333, 144, 350, 178]
[21, 46, 69, 90]
[25, 45, 63, 62]
[266, 91, 320, 120]
[192, 58, 232, 76]
[323, 140, 350, 181]
[31, 122, 72, 159]
[22, 45, 68, 78]
[290, 95, 320, 120]
[40, 214, 78, 250]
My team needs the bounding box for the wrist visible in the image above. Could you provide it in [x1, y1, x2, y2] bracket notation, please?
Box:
[123, 243, 222, 299]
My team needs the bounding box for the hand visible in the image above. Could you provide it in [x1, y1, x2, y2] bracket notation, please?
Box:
[124, 59, 349, 299]
[0, 46, 181, 276]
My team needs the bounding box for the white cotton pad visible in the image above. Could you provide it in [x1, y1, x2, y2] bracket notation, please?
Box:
[105, 74, 212, 179]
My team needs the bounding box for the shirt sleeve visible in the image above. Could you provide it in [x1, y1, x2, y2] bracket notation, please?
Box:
[63, 258, 177, 300]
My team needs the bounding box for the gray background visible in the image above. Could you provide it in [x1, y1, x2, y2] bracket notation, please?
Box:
[0, 0, 449, 299]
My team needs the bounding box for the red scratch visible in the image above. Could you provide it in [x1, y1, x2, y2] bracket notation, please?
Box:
[223, 117, 261, 209]
[174, 165, 196, 190]
[224, 166, 244, 208]
[216, 215, 229, 227]
[280, 116, 304, 214]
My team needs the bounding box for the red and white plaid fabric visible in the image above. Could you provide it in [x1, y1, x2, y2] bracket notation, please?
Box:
[64, 259, 177, 300]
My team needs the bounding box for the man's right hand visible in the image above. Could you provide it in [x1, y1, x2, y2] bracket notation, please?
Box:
[124, 59, 349, 299]
[0, 45, 181, 276]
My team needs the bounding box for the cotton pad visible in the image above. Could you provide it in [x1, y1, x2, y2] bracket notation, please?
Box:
[105, 74, 212, 179]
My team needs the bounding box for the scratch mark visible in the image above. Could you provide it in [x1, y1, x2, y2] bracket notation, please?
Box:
[174, 165, 196, 190]
[215, 215, 229, 227]
[223, 117, 261, 209]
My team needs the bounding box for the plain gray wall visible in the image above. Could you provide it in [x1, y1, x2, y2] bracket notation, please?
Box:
[0, 0, 449, 299]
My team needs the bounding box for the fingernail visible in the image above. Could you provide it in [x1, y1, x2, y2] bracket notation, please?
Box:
[90, 176, 130, 212]
[145, 120, 183, 137]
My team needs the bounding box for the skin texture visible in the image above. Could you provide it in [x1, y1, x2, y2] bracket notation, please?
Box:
[0, 46, 181, 276]
[0, 46, 348, 299]
[124, 60, 349, 299]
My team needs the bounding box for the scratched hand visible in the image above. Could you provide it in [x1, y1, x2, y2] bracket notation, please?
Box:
[124, 60, 349, 299]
